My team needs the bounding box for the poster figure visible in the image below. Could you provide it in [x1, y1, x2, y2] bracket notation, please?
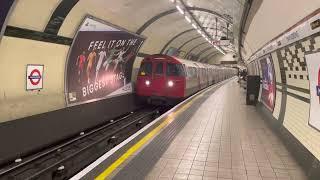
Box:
[306, 52, 320, 131]
[75, 51, 86, 83]
[113, 46, 129, 72]
[103, 48, 118, 72]
[95, 47, 107, 81]
[86, 48, 97, 84]
[259, 55, 276, 111]
[65, 16, 145, 106]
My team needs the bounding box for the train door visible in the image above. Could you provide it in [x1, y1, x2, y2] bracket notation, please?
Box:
[152, 61, 165, 97]
[193, 64, 201, 90]
[166, 63, 185, 97]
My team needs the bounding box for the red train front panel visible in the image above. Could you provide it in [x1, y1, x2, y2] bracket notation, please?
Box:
[136, 55, 186, 101]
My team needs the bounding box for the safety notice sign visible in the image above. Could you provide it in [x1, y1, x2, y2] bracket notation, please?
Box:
[26, 64, 44, 90]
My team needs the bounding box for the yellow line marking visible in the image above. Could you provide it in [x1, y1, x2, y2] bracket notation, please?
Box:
[95, 97, 198, 180]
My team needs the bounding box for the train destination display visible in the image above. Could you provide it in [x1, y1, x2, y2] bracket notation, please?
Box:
[65, 16, 145, 106]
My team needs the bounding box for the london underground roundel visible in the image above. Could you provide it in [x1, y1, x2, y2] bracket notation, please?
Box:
[26, 65, 44, 90]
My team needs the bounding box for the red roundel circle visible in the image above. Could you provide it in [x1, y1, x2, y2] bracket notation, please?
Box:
[28, 69, 42, 85]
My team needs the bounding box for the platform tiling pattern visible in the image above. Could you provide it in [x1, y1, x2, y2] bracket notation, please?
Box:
[143, 81, 307, 180]
[276, 33, 320, 89]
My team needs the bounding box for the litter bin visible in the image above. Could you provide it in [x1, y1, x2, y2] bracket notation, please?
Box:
[246, 75, 260, 105]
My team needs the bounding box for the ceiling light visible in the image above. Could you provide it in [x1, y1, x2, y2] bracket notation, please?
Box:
[185, 16, 191, 23]
[170, 0, 175, 2]
[197, 29, 201, 34]
[216, 46, 225, 55]
[201, 33, 206, 38]
[192, 23, 197, 29]
[176, 5, 184, 15]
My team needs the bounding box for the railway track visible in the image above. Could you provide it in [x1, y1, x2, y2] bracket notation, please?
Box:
[0, 106, 166, 180]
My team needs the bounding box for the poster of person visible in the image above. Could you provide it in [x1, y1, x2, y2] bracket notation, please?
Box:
[65, 16, 145, 106]
[306, 52, 320, 131]
[0, 0, 15, 43]
[259, 55, 276, 111]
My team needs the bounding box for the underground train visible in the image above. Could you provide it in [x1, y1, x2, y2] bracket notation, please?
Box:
[136, 54, 237, 105]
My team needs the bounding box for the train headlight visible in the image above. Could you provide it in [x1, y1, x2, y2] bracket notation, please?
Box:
[145, 80, 150, 86]
[168, 80, 174, 87]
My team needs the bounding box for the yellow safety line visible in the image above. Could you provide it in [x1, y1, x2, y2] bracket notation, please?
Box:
[95, 98, 197, 180]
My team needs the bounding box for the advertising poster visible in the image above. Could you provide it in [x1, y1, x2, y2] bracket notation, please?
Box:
[259, 55, 276, 111]
[65, 16, 145, 106]
[306, 52, 320, 131]
[0, 0, 15, 43]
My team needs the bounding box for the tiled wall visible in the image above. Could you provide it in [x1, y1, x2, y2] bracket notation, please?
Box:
[247, 33, 320, 162]
[278, 33, 320, 161]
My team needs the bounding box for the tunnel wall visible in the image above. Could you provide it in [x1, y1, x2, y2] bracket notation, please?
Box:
[0, 0, 170, 164]
[246, 8, 320, 178]
[0, 0, 240, 165]
[242, 0, 320, 60]
[0, 0, 231, 165]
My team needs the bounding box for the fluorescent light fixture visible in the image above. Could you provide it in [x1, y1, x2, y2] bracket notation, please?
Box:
[185, 16, 191, 23]
[201, 33, 206, 38]
[176, 5, 184, 15]
[192, 23, 197, 29]
[170, 0, 175, 2]
[197, 29, 201, 34]
[216, 46, 225, 55]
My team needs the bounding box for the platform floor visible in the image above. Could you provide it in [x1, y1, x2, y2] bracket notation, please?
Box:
[92, 79, 307, 180]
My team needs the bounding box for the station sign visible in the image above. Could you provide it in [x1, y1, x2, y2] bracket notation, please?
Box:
[217, 40, 230, 46]
[212, 39, 230, 46]
[26, 64, 44, 90]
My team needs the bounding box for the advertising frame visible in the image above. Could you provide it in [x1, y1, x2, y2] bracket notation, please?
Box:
[64, 15, 146, 107]
[259, 54, 276, 112]
[305, 50, 320, 132]
[0, 0, 17, 44]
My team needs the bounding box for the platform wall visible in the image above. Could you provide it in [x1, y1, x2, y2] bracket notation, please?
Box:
[0, 0, 183, 165]
[242, 0, 320, 60]
[246, 8, 320, 178]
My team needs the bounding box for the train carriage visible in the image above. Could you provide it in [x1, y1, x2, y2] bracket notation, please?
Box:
[136, 54, 236, 105]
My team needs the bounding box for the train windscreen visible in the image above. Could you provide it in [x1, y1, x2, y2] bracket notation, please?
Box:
[166, 63, 185, 77]
[139, 62, 152, 76]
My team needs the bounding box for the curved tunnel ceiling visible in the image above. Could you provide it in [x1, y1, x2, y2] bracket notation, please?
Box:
[161, 26, 228, 54]
[136, 7, 232, 34]
[180, 37, 208, 53]
[7, 0, 244, 65]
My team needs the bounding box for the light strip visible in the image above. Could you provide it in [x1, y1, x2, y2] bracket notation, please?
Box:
[176, 5, 184, 15]
[174, 0, 228, 57]
[185, 16, 191, 23]
[216, 46, 225, 55]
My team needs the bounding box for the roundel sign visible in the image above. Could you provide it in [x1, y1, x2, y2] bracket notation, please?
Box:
[26, 65, 44, 90]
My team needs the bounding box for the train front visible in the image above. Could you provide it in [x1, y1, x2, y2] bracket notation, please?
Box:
[136, 55, 186, 105]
